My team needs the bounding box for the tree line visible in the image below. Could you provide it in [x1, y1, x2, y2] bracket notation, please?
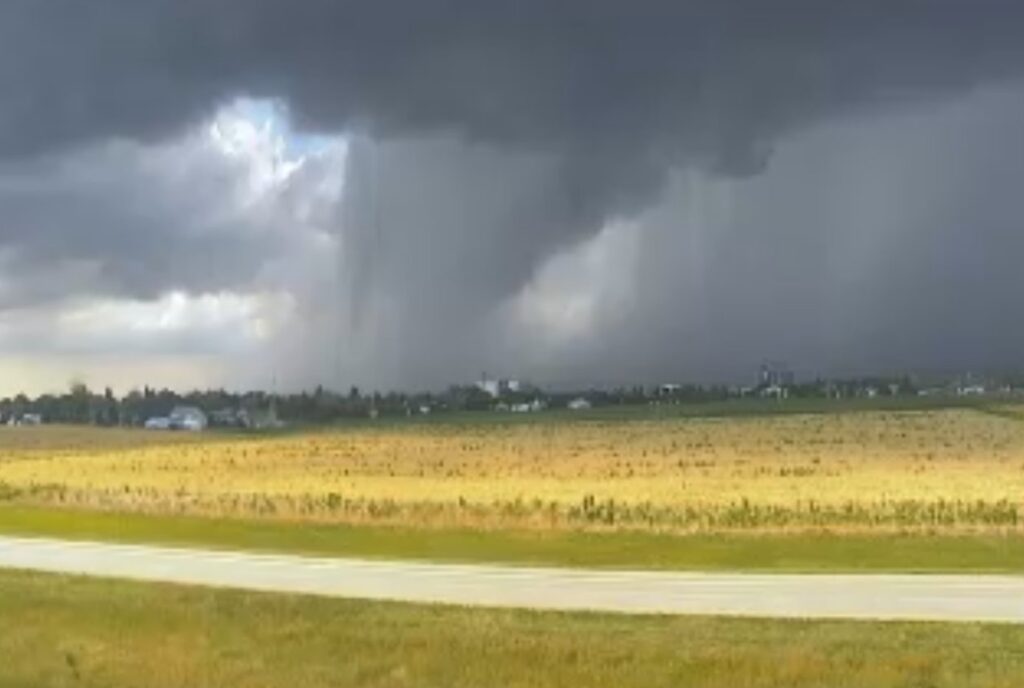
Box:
[0, 374, 939, 427]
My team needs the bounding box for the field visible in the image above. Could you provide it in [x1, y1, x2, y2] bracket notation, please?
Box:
[1, 407, 1022, 535]
[1, 569, 1022, 688]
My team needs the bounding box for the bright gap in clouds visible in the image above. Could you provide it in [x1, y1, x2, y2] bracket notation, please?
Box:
[230, 99, 340, 156]
[56, 291, 295, 355]
[0, 98, 349, 395]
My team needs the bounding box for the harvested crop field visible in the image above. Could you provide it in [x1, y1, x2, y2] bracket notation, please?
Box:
[0, 408, 1022, 533]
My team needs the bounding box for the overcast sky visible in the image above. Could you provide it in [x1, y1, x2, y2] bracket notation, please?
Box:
[2, 1, 1024, 394]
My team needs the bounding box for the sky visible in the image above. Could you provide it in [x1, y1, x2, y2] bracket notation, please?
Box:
[2, 1, 1024, 395]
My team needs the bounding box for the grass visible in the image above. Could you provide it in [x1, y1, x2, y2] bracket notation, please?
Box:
[2, 504, 1023, 572]
[1, 569, 1023, 688]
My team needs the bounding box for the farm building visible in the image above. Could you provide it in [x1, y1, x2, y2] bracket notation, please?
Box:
[210, 408, 251, 428]
[758, 361, 795, 388]
[8, 413, 43, 426]
[510, 399, 546, 413]
[567, 397, 592, 410]
[144, 417, 172, 430]
[170, 406, 208, 431]
[475, 377, 523, 398]
[760, 384, 789, 399]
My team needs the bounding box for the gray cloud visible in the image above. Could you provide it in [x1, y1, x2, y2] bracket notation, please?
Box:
[309, 83, 1024, 390]
[3, 2, 1024, 388]
[0, 134, 321, 309]
[514, 85, 1024, 386]
[5, 2, 1024, 159]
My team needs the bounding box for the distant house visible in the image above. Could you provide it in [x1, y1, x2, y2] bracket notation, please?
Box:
[510, 399, 546, 413]
[247, 406, 284, 429]
[169, 406, 208, 431]
[476, 379, 501, 397]
[567, 397, 592, 411]
[475, 377, 523, 398]
[657, 384, 682, 396]
[210, 408, 249, 428]
[760, 384, 788, 400]
[16, 413, 42, 426]
[758, 362, 795, 388]
[144, 417, 172, 430]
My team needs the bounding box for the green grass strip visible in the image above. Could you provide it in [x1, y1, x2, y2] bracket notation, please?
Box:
[2, 569, 1023, 688]
[1, 504, 1022, 572]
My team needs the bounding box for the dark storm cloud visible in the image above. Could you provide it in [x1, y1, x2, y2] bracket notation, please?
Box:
[5, 2, 1024, 167]
[3, 1, 1024, 385]
[517, 86, 1024, 387]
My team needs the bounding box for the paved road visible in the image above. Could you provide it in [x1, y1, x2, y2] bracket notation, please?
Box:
[1, 535, 1022, 622]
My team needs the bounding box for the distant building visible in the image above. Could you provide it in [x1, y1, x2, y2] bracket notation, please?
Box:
[169, 406, 208, 431]
[760, 384, 788, 400]
[476, 376, 524, 398]
[144, 417, 172, 430]
[657, 384, 682, 396]
[15, 413, 42, 426]
[248, 406, 285, 429]
[210, 408, 251, 428]
[476, 378, 501, 397]
[510, 399, 546, 413]
[758, 361, 794, 388]
[567, 397, 592, 411]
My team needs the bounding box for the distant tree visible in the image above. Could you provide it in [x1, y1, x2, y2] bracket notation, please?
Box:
[68, 380, 91, 423]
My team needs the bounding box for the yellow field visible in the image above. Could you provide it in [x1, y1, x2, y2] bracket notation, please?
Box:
[0, 424, 216, 456]
[0, 409, 1022, 533]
